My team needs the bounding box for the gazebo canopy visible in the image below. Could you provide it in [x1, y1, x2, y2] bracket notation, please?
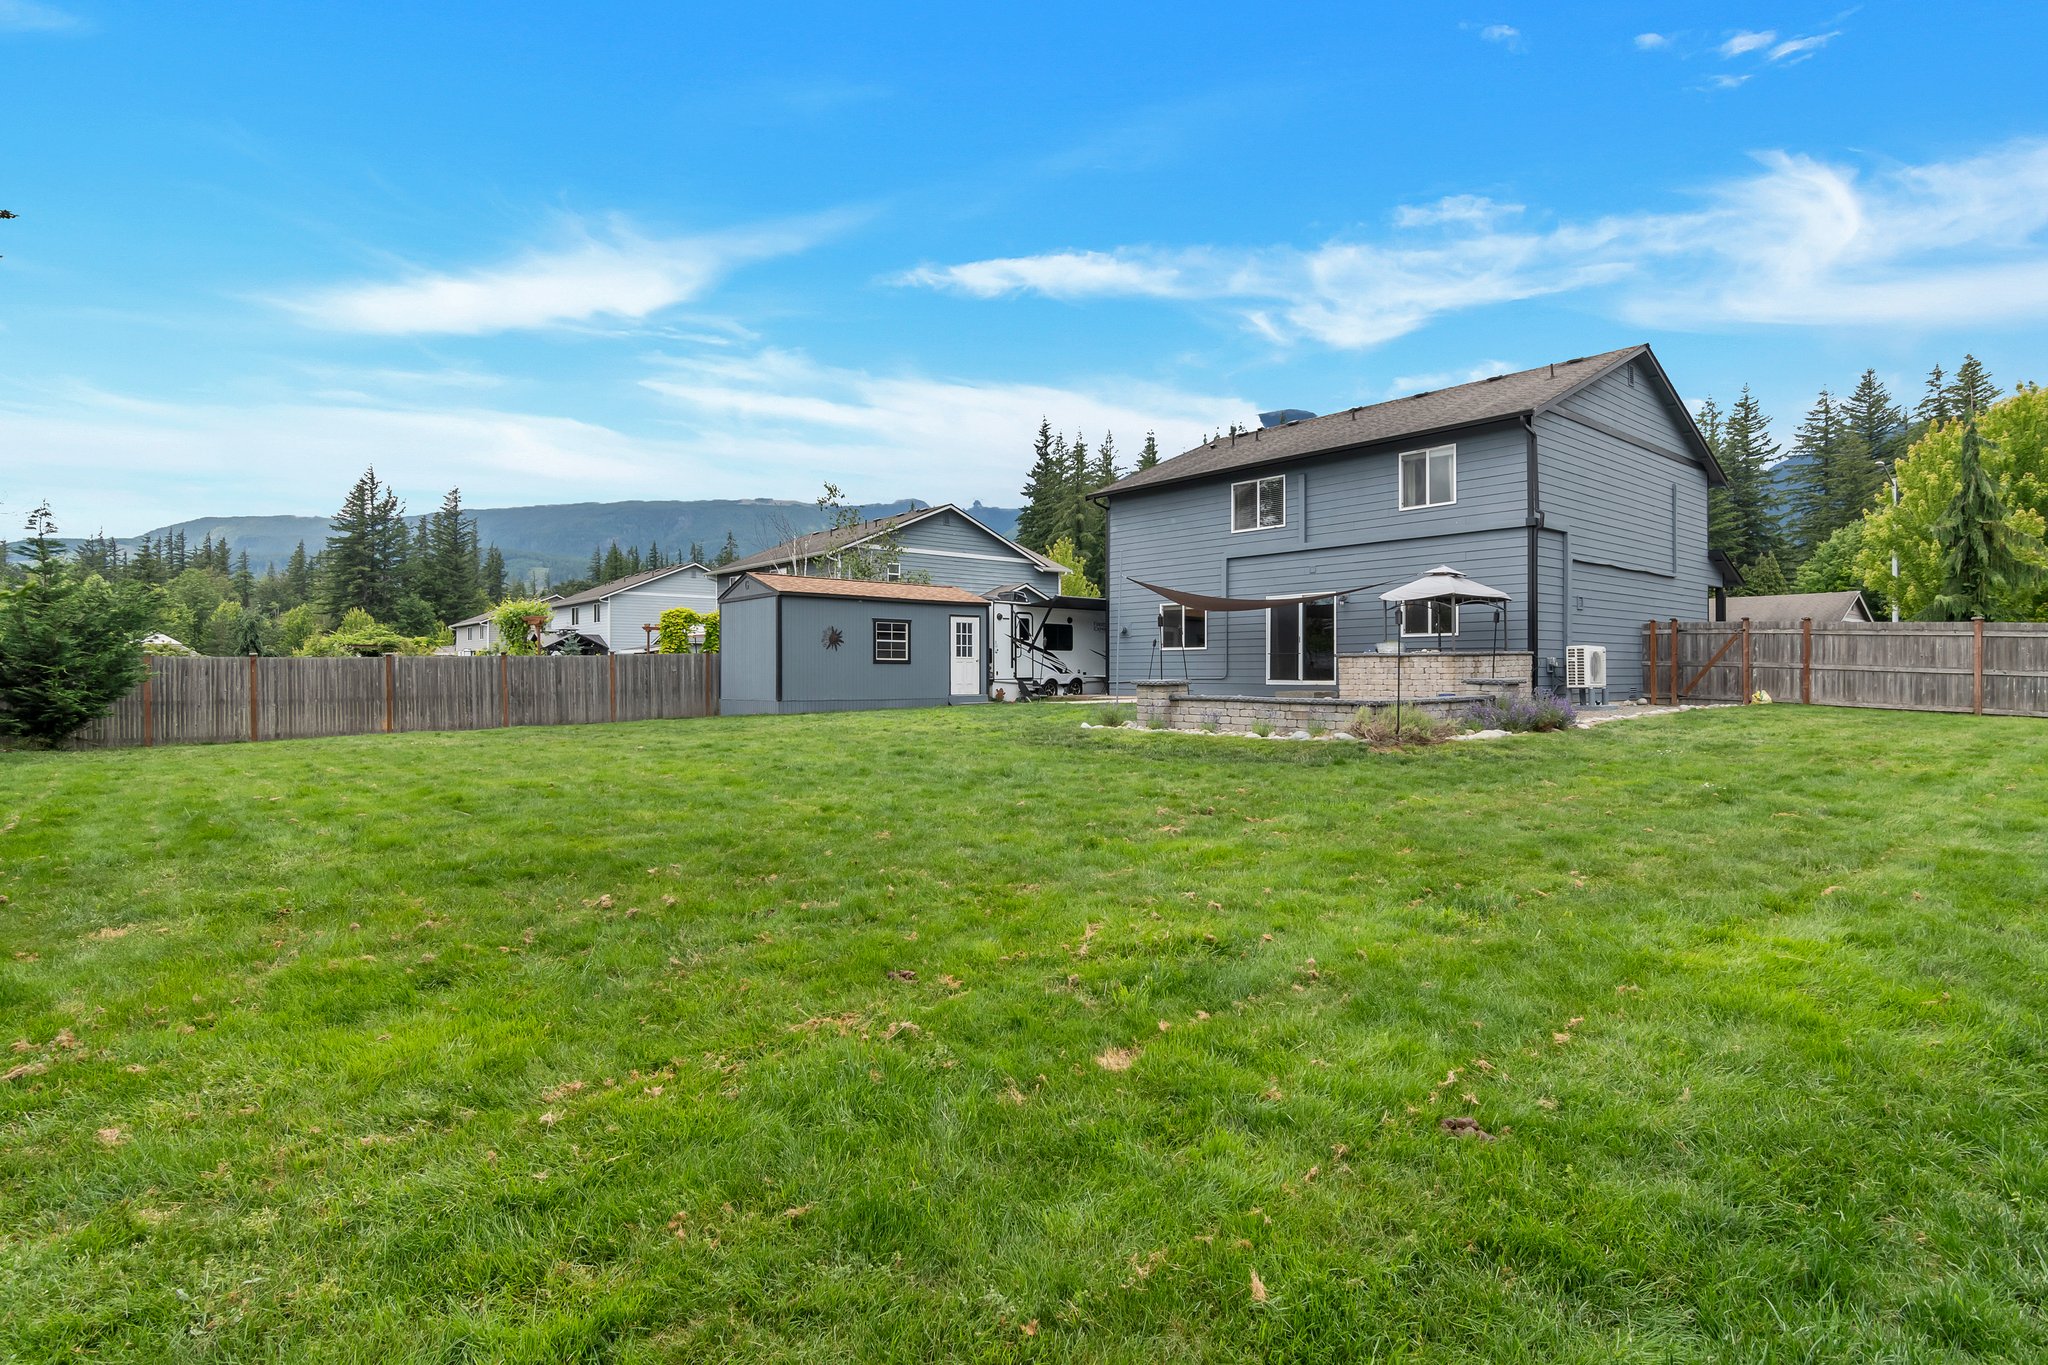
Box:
[1379, 566, 1511, 605]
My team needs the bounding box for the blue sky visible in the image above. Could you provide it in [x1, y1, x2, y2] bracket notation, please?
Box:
[3, 2, 2044, 534]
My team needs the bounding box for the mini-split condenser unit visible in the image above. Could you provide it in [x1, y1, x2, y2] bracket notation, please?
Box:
[1565, 644, 1607, 691]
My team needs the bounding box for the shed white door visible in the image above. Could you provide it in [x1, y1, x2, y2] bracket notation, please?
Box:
[949, 615, 982, 696]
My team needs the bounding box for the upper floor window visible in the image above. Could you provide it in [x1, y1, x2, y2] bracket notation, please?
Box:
[884, 560, 903, 582]
[570, 606, 581, 625]
[592, 602, 602, 623]
[1232, 475, 1285, 532]
[1399, 445, 1457, 509]
[1158, 604, 1206, 650]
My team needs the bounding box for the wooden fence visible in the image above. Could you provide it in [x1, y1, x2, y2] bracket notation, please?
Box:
[71, 652, 721, 749]
[1641, 619, 2048, 717]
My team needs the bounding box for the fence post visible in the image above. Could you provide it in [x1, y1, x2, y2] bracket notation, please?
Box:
[500, 654, 511, 727]
[1973, 616, 1985, 715]
[142, 656, 155, 748]
[384, 654, 396, 733]
[1801, 618, 1812, 705]
[1740, 618, 1752, 701]
[1647, 623, 1659, 704]
[609, 652, 618, 723]
[1669, 620, 1679, 704]
[249, 654, 260, 742]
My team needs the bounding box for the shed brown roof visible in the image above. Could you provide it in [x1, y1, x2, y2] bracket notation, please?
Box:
[1723, 590, 1872, 624]
[730, 573, 989, 605]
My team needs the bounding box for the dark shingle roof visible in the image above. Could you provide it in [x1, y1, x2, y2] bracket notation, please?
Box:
[1098, 344, 1716, 497]
[719, 504, 1058, 576]
[550, 563, 708, 609]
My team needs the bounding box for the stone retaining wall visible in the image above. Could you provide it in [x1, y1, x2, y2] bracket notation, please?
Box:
[1337, 651, 1532, 699]
[1133, 680, 1490, 734]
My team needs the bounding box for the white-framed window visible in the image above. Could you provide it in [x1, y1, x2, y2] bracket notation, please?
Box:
[570, 606, 581, 625]
[593, 602, 602, 623]
[1401, 601, 1459, 636]
[884, 560, 903, 582]
[1231, 475, 1286, 532]
[1399, 444, 1457, 509]
[874, 618, 911, 663]
[1266, 599, 1336, 683]
[1158, 604, 1207, 650]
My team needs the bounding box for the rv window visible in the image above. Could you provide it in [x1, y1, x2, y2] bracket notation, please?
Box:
[1042, 622, 1074, 652]
[1016, 613, 1033, 640]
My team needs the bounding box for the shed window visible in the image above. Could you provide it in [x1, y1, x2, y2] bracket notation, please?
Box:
[1399, 445, 1457, 509]
[1267, 600, 1335, 683]
[874, 619, 911, 663]
[1158, 604, 1206, 650]
[1232, 476, 1285, 532]
[1042, 622, 1074, 652]
[1401, 601, 1459, 636]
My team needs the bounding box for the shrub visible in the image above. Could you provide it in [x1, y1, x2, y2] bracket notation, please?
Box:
[1350, 703, 1452, 747]
[0, 507, 154, 746]
[658, 607, 720, 654]
[491, 598, 556, 656]
[1250, 720, 1273, 737]
[1468, 694, 1579, 733]
[1095, 704, 1133, 726]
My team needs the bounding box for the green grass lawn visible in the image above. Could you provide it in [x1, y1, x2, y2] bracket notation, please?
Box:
[2, 705, 2045, 1363]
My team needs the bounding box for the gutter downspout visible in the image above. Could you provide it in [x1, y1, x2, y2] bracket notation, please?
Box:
[1521, 414, 1543, 690]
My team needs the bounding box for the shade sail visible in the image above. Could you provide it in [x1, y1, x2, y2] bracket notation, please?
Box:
[1378, 566, 1511, 605]
[1131, 577, 1385, 613]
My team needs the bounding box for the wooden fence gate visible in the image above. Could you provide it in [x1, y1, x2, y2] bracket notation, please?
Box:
[71, 653, 721, 749]
[1642, 619, 2048, 717]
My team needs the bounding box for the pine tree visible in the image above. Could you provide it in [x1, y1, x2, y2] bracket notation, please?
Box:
[1916, 365, 1956, 428]
[0, 505, 153, 745]
[232, 550, 256, 605]
[285, 541, 312, 606]
[1736, 551, 1790, 597]
[688, 541, 705, 565]
[1786, 389, 1843, 556]
[714, 531, 739, 567]
[602, 542, 627, 581]
[1014, 419, 1067, 551]
[1946, 354, 2000, 418]
[1137, 431, 1161, 470]
[424, 487, 485, 623]
[1707, 388, 1782, 566]
[481, 545, 507, 602]
[1926, 416, 2040, 619]
[1078, 432, 1119, 592]
[1840, 368, 1905, 474]
[320, 468, 409, 620]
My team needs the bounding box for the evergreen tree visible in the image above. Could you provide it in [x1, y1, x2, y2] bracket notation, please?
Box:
[626, 546, 642, 575]
[232, 549, 256, 604]
[1926, 416, 2040, 620]
[1735, 551, 1790, 597]
[481, 545, 507, 602]
[1079, 432, 1119, 592]
[1137, 431, 1161, 470]
[1786, 389, 1843, 556]
[1916, 365, 1956, 428]
[423, 487, 485, 624]
[0, 504, 153, 746]
[688, 541, 706, 565]
[1946, 354, 2000, 417]
[588, 545, 605, 582]
[1840, 369, 1905, 474]
[285, 541, 313, 605]
[1014, 419, 1067, 551]
[602, 542, 628, 581]
[320, 467, 409, 620]
[714, 531, 740, 567]
[1707, 388, 1782, 566]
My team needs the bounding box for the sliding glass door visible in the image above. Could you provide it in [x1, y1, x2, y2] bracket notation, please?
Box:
[1267, 599, 1335, 683]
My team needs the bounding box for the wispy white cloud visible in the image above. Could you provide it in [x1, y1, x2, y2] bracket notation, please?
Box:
[1392, 195, 1523, 229]
[639, 349, 1244, 498]
[1719, 29, 1777, 57]
[0, 0, 81, 32]
[1478, 24, 1521, 47]
[899, 140, 2048, 344]
[1633, 32, 1670, 50]
[892, 250, 1206, 301]
[1703, 73, 1752, 90]
[278, 213, 843, 335]
[1768, 31, 1840, 62]
[1380, 360, 1521, 400]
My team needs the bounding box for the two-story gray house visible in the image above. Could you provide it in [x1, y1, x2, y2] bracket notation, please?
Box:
[1096, 344, 1730, 697]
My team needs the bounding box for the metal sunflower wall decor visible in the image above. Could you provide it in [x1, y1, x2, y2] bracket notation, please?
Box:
[821, 626, 845, 650]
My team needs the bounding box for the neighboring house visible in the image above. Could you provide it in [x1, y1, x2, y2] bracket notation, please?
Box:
[447, 605, 535, 655]
[1721, 590, 1872, 624]
[716, 504, 1064, 598]
[1097, 344, 1727, 696]
[718, 573, 991, 714]
[546, 563, 718, 654]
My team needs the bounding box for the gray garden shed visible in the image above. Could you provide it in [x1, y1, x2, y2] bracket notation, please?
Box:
[718, 573, 992, 715]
